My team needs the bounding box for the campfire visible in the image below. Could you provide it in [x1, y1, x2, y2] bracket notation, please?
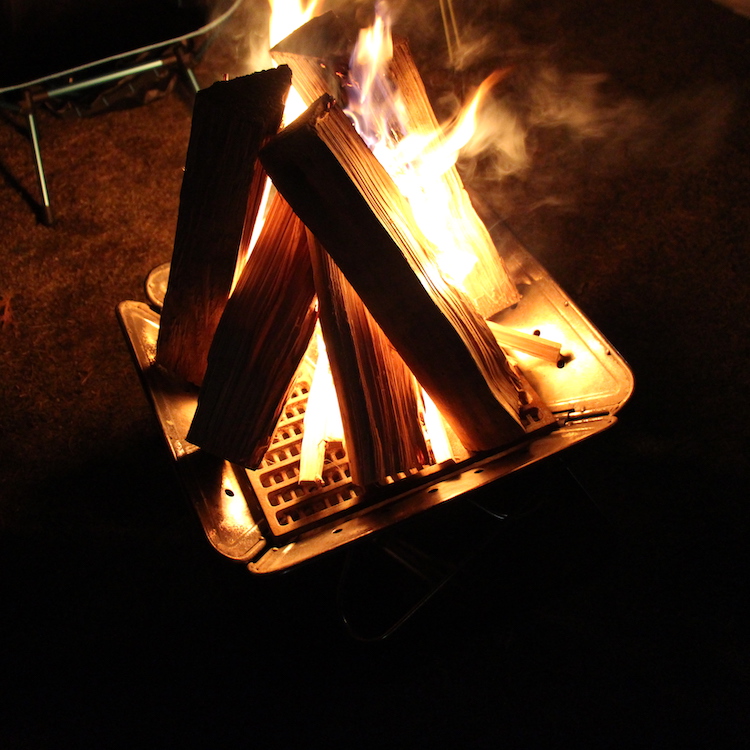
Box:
[119, 1, 633, 573]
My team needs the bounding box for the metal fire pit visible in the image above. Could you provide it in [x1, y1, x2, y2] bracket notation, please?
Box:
[118, 222, 633, 575]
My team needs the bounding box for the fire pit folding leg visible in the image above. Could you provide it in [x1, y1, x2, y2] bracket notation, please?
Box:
[336, 500, 514, 641]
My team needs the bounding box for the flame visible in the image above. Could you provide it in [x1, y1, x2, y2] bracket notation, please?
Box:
[269, 0, 319, 48]
[249, 2, 505, 472]
[344, 5, 506, 291]
[420, 389, 453, 464]
[270, 0, 321, 121]
[298, 328, 344, 484]
[233, 0, 322, 290]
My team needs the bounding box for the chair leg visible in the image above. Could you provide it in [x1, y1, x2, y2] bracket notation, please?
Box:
[26, 108, 54, 225]
[175, 42, 201, 94]
[184, 66, 201, 94]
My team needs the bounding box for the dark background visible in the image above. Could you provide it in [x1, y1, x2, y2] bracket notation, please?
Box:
[1, 0, 749, 746]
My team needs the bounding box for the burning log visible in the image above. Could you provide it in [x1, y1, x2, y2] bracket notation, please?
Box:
[308, 233, 430, 487]
[260, 95, 554, 454]
[271, 11, 519, 317]
[269, 10, 356, 106]
[387, 46, 519, 316]
[186, 192, 317, 468]
[156, 67, 292, 386]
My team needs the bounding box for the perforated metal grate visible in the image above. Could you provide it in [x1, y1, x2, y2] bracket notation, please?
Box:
[245, 375, 364, 536]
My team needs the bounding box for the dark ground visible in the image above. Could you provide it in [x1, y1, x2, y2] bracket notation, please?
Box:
[1, 1, 749, 747]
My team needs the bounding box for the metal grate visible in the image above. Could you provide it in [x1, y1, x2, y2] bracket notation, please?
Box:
[245, 375, 364, 536]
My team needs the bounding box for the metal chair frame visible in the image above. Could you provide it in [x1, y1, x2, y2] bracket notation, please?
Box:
[0, 0, 243, 224]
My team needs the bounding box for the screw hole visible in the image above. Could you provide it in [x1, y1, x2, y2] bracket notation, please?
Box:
[333, 528, 343, 534]
[224, 488, 234, 497]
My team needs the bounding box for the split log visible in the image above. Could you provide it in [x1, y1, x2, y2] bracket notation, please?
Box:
[156, 67, 292, 386]
[260, 96, 554, 455]
[187, 192, 317, 468]
[269, 9, 357, 107]
[271, 13, 519, 316]
[387, 42, 519, 316]
[487, 322, 562, 364]
[308, 233, 430, 488]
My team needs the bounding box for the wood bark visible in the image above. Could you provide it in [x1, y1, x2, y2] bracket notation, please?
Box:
[309, 233, 429, 487]
[156, 67, 292, 386]
[187, 192, 317, 468]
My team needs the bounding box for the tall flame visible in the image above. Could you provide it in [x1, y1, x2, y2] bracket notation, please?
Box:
[238, 0, 322, 281]
[269, 0, 319, 48]
[344, 4, 505, 291]
[270, 0, 320, 122]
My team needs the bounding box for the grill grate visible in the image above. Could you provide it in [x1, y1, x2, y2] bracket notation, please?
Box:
[245, 375, 363, 535]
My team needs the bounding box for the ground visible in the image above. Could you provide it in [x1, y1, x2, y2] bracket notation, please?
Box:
[1, 1, 749, 747]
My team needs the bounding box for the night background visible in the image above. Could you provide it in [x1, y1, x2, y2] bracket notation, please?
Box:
[1, 0, 749, 746]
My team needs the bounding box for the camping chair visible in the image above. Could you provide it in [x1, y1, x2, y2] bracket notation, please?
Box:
[0, 0, 243, 224]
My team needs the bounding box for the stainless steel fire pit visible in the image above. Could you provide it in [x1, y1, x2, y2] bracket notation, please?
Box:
[118, 221, 633, 574]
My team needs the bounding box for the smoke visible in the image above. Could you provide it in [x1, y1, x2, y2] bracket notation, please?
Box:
[384, 0, 740, 220]
[202, 0, 272, 79]
[464, 66, 735, 222]
[458, 59, 736, 183]
[200, 0, 739, 222]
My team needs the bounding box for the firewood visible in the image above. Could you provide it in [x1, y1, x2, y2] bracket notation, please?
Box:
[308, 233, 430, 488]
[269, 10, 357, 107]
[487, 321, 562, 364]
[156, 67, 292, 386]
[388, 41, 519, 316]
[271, 13, 519, 316]
[186, 192, 317, 468]
[260, 96, 554, 455]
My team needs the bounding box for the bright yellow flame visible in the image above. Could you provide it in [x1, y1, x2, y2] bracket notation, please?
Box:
[269, 0, 319, 48]
[344, 6, 506, 290]
[282, 85, 308, 123]
[299, 328, 345, 484]
[351, 10, 394, 107]
[420, 389, 454, 464]
[394, 69, 508, 179]
[268, 0, 321, 119]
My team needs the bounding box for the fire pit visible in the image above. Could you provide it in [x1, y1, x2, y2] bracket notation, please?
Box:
[118, 3, 633, 575]
[119, 218, 632, 573]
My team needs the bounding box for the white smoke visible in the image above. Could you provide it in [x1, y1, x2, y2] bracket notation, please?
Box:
[439, 41, 737, 222]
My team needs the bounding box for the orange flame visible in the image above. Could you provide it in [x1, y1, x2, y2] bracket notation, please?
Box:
[270, 0, 322, 121]
[269, 0, 319, 48]
[345, 5, 507, 290]
[236, 0, 322, 284]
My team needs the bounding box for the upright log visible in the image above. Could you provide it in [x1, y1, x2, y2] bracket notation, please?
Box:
[156, 67, 292, 386]
[309, 233, 430, 487]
